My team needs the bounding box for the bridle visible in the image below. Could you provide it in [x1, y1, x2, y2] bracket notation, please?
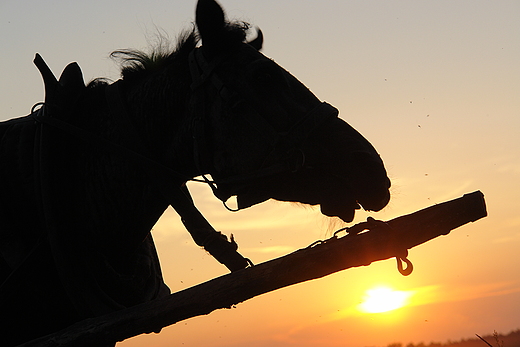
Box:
[187, 44, 340, 209]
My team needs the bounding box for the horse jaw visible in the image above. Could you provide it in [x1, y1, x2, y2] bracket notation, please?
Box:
[230, 169, 390, 223]
[234, 190, 364, 223]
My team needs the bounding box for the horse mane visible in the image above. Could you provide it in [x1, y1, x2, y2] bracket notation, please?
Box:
[110, 21, 251, 82]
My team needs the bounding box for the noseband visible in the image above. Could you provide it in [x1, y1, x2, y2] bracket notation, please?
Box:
[188, 45, 339, 207]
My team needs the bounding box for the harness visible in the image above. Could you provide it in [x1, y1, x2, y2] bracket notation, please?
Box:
[28, 45, 339, 273]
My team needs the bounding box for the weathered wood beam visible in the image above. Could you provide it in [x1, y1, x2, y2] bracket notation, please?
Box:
[19, 191, 487, 347]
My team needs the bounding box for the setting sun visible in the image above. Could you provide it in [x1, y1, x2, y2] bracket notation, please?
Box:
[358, 286, 413, 314]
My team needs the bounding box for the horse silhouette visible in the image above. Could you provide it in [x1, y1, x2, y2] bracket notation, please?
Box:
[0, 0, 390, 345]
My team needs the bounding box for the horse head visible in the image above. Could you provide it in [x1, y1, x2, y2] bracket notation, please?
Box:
[193, 0, 391, 222]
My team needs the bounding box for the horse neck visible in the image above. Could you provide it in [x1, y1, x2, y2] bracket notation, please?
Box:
[68, 76, 195, 254]
[70, 115, 170, 254]
[121, 66, 200, 179]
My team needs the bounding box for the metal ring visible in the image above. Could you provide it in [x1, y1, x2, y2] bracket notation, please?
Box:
[31, 102, 45, 114]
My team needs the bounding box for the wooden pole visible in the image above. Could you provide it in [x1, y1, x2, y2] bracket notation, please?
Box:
[19, 191, 487, 347]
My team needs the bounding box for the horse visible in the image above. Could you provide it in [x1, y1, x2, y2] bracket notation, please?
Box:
[0, 0, 390, 345]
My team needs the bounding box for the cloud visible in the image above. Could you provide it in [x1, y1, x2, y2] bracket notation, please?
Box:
[408, 281, 520, 308]
[493, 231, 520, 244]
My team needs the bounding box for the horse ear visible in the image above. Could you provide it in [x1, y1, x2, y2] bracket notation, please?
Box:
[196, 0, 226, 47]
[247, 28, 263, 51]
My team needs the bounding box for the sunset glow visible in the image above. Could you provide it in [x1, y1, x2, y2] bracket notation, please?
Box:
[358, 287, 412, 314]
[2, 0, 520, 346]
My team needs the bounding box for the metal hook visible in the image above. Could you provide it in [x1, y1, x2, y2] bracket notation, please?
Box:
[31, 102, 45, 114]
[396, 250, 413, 276]
[222, 197, 241, 212]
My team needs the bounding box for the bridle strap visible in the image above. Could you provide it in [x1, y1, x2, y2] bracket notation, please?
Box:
[188, 49, 226, 201]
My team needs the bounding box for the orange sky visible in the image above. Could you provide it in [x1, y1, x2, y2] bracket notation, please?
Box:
[1, 1, 520, 346]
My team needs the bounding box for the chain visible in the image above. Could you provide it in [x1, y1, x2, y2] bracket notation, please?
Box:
[306, 216, 414, 276]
